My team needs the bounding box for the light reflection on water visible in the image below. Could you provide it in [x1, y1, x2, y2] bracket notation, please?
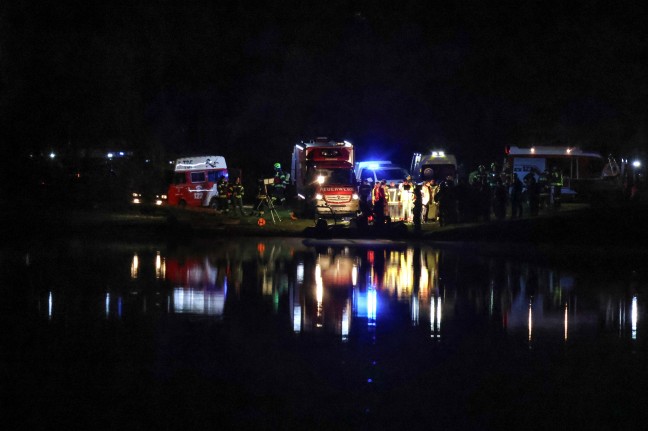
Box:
[16, 238, 645, 344]
[4, 238, 648, 428]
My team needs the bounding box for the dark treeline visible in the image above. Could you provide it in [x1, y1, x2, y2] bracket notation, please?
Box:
[2, 1, 648, 174]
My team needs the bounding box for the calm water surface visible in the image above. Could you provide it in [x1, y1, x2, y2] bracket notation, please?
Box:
[2, 238, 648, 430]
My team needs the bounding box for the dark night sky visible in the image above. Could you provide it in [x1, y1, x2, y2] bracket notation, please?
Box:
[2, 0, 648, 172]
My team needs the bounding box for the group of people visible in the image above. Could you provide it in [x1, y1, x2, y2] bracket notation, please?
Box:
[364, 176, 445, 226]
[362, 162, 564, 227]
[215, 176, 246, 216]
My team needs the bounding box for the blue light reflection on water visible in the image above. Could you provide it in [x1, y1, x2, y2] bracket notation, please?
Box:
[4, 238, 648, 428]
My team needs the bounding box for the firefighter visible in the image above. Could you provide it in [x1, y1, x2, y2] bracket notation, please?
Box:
[510, 173, 524, 218]
[359, 177, 373, 216]
[381, 179, 390, 219]
[217, 176, 230, 213]
[435, 176, 456, 226]
[428, 179, 439, 222]
[493, 177, 508, 220]
[412, 183, 423, 230]
[549, 166, 563, 208]
[230, 177, 245, 216]
[399, 175, 414, 222]
[371, 180, 386, 225]
[538, 168, 550, 208]
[272, 162, 289, 204]
[387, 181, 400, 221]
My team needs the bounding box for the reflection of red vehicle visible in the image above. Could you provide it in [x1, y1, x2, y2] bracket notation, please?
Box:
[166, 257, 226, 315]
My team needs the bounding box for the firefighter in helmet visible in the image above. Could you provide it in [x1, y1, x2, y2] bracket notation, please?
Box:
[272, 162, 289, 204]
[229, 177, 246, 216]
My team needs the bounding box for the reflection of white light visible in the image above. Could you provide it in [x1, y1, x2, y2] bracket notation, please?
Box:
[528, 300, 533, 342]
[155, 252, 165, 279]
[105, 293, 110, 318]
[632, 160, 641, 168]
[341, 303, 350, 341]
[430, 297, 442, 337]
[368, 163, 380, 170]
[49, 152, 56, 159]
[632, 296, 638, 340]
[297, 262, 304, 284]
[564, 304, 568, 341]
[352, 264, 358, 286]
[293, 305, 302, 333]
[316, 263, 323, 321]
[131, 254, 139, 279]
[48, 292, 53, 320]
[436, 297, 442, 333]
[173, 288, 226, 315]
[411, 295, 419, 326]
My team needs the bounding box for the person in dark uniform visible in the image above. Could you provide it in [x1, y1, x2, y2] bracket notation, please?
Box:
[549, 166, 563, 208]
[510, 173, 523, 218]
[230, 177, 246, 216]
[272, 162, 289, 204]
[217, 176, 229, 213]
[371, 180, 386, 225]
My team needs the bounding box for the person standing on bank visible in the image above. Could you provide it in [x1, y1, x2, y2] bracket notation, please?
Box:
[399, 175, 414, 222]
[413, 183, 423, 231]
[217, 176, 230, 213]
[272, 162, 289, 204]
[510, 173, 523, 218]
[372, 180, 386, 225]
[420, 180, 431, 223]
[230, 177, 246, 216]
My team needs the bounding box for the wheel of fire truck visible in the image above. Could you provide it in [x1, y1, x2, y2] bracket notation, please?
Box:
[209, 197, 218, 209]
[178, 199, 186, 209]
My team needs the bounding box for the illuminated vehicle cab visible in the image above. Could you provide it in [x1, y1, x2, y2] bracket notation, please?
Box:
[166, 156, 228, 208]
[292, 138, 360, 219]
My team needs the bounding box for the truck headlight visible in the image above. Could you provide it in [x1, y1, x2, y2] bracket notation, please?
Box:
[315, 193, 323, 200]
[352, 193, 359, 200]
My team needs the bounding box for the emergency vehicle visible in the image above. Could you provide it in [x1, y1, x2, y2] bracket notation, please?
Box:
[291, 138, 360, 220]
[355, 161, 410, 185]
[410, 151, 458, 183]
[505, 146, 622, 199]
[167, 156, 228, 208]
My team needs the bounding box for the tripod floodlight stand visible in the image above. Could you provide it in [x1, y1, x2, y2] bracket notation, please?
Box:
[256, 179, 282, 223]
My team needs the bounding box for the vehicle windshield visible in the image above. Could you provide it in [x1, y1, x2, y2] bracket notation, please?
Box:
[310, 168, 355, 185]
[421, 164, 456, 182]
[373, 168, 409, 182]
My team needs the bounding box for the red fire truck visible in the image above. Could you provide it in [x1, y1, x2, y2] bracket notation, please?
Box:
[291, 138, 360, 220]
[167, 156, 228, 208]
